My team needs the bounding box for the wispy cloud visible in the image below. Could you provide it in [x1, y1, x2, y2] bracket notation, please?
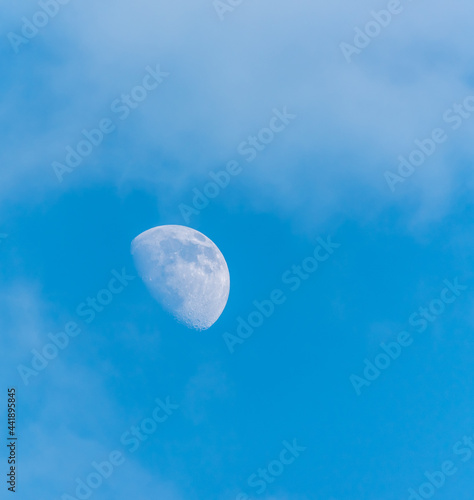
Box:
[2, 0, 474, 231]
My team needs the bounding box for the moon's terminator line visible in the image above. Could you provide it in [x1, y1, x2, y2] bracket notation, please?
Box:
[131, 225, 230, 330]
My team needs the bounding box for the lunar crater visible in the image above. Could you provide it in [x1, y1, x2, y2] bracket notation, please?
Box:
[131, 225, 230, 330]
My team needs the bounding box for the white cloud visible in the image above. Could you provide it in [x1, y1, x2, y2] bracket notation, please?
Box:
[3, 0, 474, 228]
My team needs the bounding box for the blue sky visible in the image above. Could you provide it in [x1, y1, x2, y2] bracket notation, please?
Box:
[2, 1, 474, 499]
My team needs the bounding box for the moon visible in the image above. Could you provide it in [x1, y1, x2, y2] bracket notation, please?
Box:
[131, 225, 230, 330]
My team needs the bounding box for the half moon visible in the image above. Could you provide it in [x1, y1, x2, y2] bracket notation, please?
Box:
[131, 225, 230, 330]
